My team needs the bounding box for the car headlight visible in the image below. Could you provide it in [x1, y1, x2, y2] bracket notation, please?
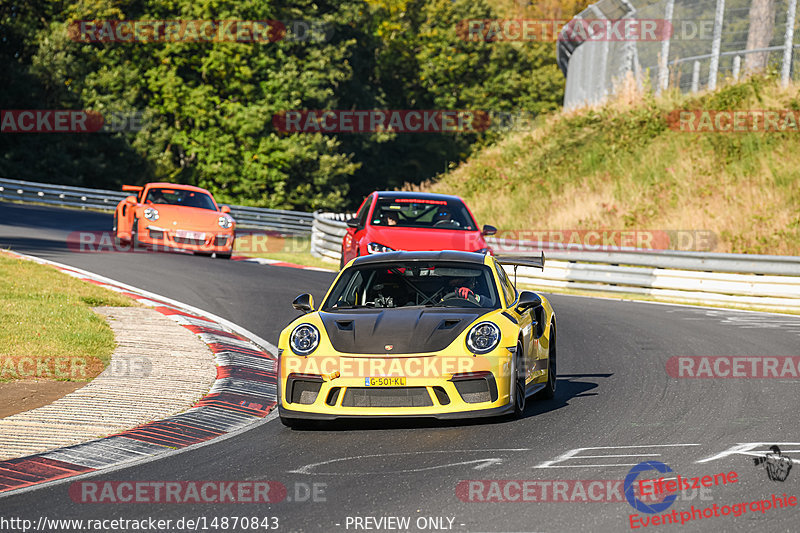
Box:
[466, 321, 501, 354]
[290, 323, 320, 355]
[218, 216, 233, 229]
[367, 242, 394, 254]
[144, 207, 159, 221]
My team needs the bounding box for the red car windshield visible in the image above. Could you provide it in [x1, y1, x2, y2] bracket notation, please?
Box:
[370, 197, 476, 230]
[144, 188, 216, 210]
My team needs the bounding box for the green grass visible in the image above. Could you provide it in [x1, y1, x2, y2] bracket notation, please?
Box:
[0, 252, 134, 382]
[420, 75, 800, 255]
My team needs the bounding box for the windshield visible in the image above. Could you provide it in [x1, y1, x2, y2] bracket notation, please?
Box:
[144, 188, 217, 210]
[370, 197, 477, 230]
[323, 262, 499, 310]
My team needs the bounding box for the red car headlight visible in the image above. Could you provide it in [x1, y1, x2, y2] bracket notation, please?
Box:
[367, 242, 394, 254]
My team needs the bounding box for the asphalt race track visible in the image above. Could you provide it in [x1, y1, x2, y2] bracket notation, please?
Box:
[1, 201, 799, 532]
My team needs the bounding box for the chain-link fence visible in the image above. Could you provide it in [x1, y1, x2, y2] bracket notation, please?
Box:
[558, 0, 799, 109]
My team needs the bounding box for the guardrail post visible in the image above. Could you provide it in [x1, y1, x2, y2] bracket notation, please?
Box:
[657, 0, 675, 95]
[691, 61, 701, 92]
[732, 55, 742, 80]
[588, 5, 611, 100]
[782, 0, 798, 87]
[310, 213, 322, 258]
[708, 0, 726, 91]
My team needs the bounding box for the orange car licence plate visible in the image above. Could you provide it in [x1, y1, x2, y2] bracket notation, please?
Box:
[176, 230, 206, 241]
[365, 377, 406, 386]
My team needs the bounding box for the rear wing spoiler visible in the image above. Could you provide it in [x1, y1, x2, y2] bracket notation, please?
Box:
[122, 185, 143, 192]
[496, 252, 545, 291]
[495, 252, 545, 270]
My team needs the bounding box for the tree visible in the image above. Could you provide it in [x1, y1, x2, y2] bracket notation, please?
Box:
[744, 0, 776, 75]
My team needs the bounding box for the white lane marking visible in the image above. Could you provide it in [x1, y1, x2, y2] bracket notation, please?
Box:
[696, 443, 800, 465]
[6, 250, 277, 354]
[665, 308, 800, 336]
[535, 444, 701, 469]
[287, 449, 529, 475]
[576, 454, 663, 459]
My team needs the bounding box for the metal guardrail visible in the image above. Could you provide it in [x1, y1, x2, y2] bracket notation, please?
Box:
[487, 237, 800, 276]
[558, 0, 800, 109]
[5, 179, 800, 309]
[0, 178, 129, 211]
[0, 177, 313, 234]
[309, 212, 800, 310]
[310, 212, 353, 262]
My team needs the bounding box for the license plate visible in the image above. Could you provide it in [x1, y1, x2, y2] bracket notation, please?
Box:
[176, 230, 206, 241]
[365, 377, 406, 387]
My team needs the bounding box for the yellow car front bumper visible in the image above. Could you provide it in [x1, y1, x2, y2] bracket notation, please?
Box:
[277, 352, 522, 420]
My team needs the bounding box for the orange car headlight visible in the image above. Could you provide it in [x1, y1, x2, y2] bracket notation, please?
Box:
[218, 215, 233, 229]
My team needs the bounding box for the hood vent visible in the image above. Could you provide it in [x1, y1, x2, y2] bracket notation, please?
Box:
[319, 308, 489, 354]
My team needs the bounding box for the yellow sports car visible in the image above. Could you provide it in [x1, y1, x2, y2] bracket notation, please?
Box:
[277, 251, 556, 427]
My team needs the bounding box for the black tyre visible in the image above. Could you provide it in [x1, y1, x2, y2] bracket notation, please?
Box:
[536, 324, 557, 400]
[513, 341, 527, 418]
[216, 252, 232, 260]
[131, 217, 142, 250]
[193, 251, 213, 257]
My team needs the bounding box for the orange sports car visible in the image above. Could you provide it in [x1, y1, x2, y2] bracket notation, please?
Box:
[114, 183, 235, 259]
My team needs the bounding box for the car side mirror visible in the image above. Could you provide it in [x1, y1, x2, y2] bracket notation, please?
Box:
[515, 291, 542, 313]
[125, 195, 137, 205]
[292, 293, 315, 313]
[346, 218, 360, 228]
[482, 224, 497, 236]
[220, 205, 231, 214]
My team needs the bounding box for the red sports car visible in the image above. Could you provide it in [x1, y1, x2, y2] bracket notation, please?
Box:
[340, 191, 496, 269]
[114, 183, 235, 258]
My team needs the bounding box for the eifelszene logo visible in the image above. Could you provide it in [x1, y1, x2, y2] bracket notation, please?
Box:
[624, 461, 678, 514]
[754, 446, 793, 482]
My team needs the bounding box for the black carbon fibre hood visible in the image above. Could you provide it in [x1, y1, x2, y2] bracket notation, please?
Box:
[319, 308, 490, 354]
